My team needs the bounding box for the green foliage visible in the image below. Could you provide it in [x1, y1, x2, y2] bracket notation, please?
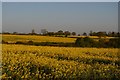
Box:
[75, 37, 120, 48]
[27, 40, 34, 45]
[2, 40, 8, 44]
[105, 37, 120, 48]
[75, 37, 95, 47]
[75, 38, 84, 47]
[16, 41, 24, 44]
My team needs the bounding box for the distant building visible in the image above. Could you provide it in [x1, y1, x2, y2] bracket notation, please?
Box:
[32, 29, 35, 34]
[41, 29, 48, 34]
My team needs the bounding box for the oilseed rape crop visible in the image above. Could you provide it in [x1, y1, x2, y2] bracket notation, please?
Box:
[1, 44, 120, 79]
[2, 34, 113, 43]
[2, 35, 76, 43]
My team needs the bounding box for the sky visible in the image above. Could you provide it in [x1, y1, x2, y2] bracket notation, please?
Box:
[0, 1, 1, 33]
[1, 0, 120, 2]
[2, 2, 119, 34]
[118, 2, 120, 32]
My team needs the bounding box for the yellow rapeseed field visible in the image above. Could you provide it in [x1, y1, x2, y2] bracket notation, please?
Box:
[2, 34, 76, 43]
[1, 44, 120, 79]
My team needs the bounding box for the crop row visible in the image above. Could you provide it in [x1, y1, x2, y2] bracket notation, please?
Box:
[1, 44, 120, 79]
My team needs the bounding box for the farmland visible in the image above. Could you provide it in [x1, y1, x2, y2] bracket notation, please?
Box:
[1, 34, 120, 79]
[1, 1, 120, 79]
[1, 44, 120, 79]
[2, 34, 76, 43]
[2, 34, 115, 43]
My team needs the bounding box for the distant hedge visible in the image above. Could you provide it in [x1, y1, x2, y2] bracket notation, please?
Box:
[75, 37, 120, 48]
[2, 37, 120, 48]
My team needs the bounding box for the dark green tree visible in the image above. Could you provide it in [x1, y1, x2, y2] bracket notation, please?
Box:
[72, 32, 76, 36]
[75, 38, 84, 47]
[83, 32, 87, 36]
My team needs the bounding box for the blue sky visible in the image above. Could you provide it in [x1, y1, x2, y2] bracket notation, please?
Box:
[2, 2, 118, 34]
[1, 0, 120, 2]
[0, 1, 1, 32]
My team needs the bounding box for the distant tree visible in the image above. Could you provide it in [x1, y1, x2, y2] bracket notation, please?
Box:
[75, 37, 96, 47]
[47, 32, 55, 36]
[58, 30, 63, 33]
[117, 32, 120, 37]
[75, 38, 84, 47]
[64, 31, 71, 37]
[2, 31, 10, 34]
[2, 40, 8, 44]
[78, 34, 80, 36]
[92, 32, 97, 36]
[111, 31, 118, 37]
[108, 38, 118, 48]
[72, 32, 76, 36]
[98, 38, 106, 48]
[97, 32, 106, 38]
[84, 37, 93, 42]
[57, 30, 64, 35]
[83, 37, 95, 47]
[112, 32, 115, 37]
[13, 32, 18, 35]
[89, 30, 93, 36]
[83, 32, 87, 36]
[107, 31, 118, 37]
[27, 40, 34, 45]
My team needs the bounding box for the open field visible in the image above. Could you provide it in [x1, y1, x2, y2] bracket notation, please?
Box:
[68, 35, 115, 39]
[1, 34, 120, 79]
[1, 44, 120, 79]
[2, 34, 76, 43]
[2, 34, 115, 43]
[1, 1, 119, 79]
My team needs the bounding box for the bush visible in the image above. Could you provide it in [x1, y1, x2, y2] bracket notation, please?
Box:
[27, 40, 34, 45]
[75, 37, 95, 47]
[108, 38, 120, 48]
[75, 37, 120, 48]
[16, 41, 24, 44]
[2, 40, 8, 44]
[75, 38, 84, 47]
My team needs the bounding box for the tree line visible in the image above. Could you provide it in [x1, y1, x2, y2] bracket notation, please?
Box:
[2, 36, 120, 48]
[2, 29, 120, 37]
[75, 37, 120, 48]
